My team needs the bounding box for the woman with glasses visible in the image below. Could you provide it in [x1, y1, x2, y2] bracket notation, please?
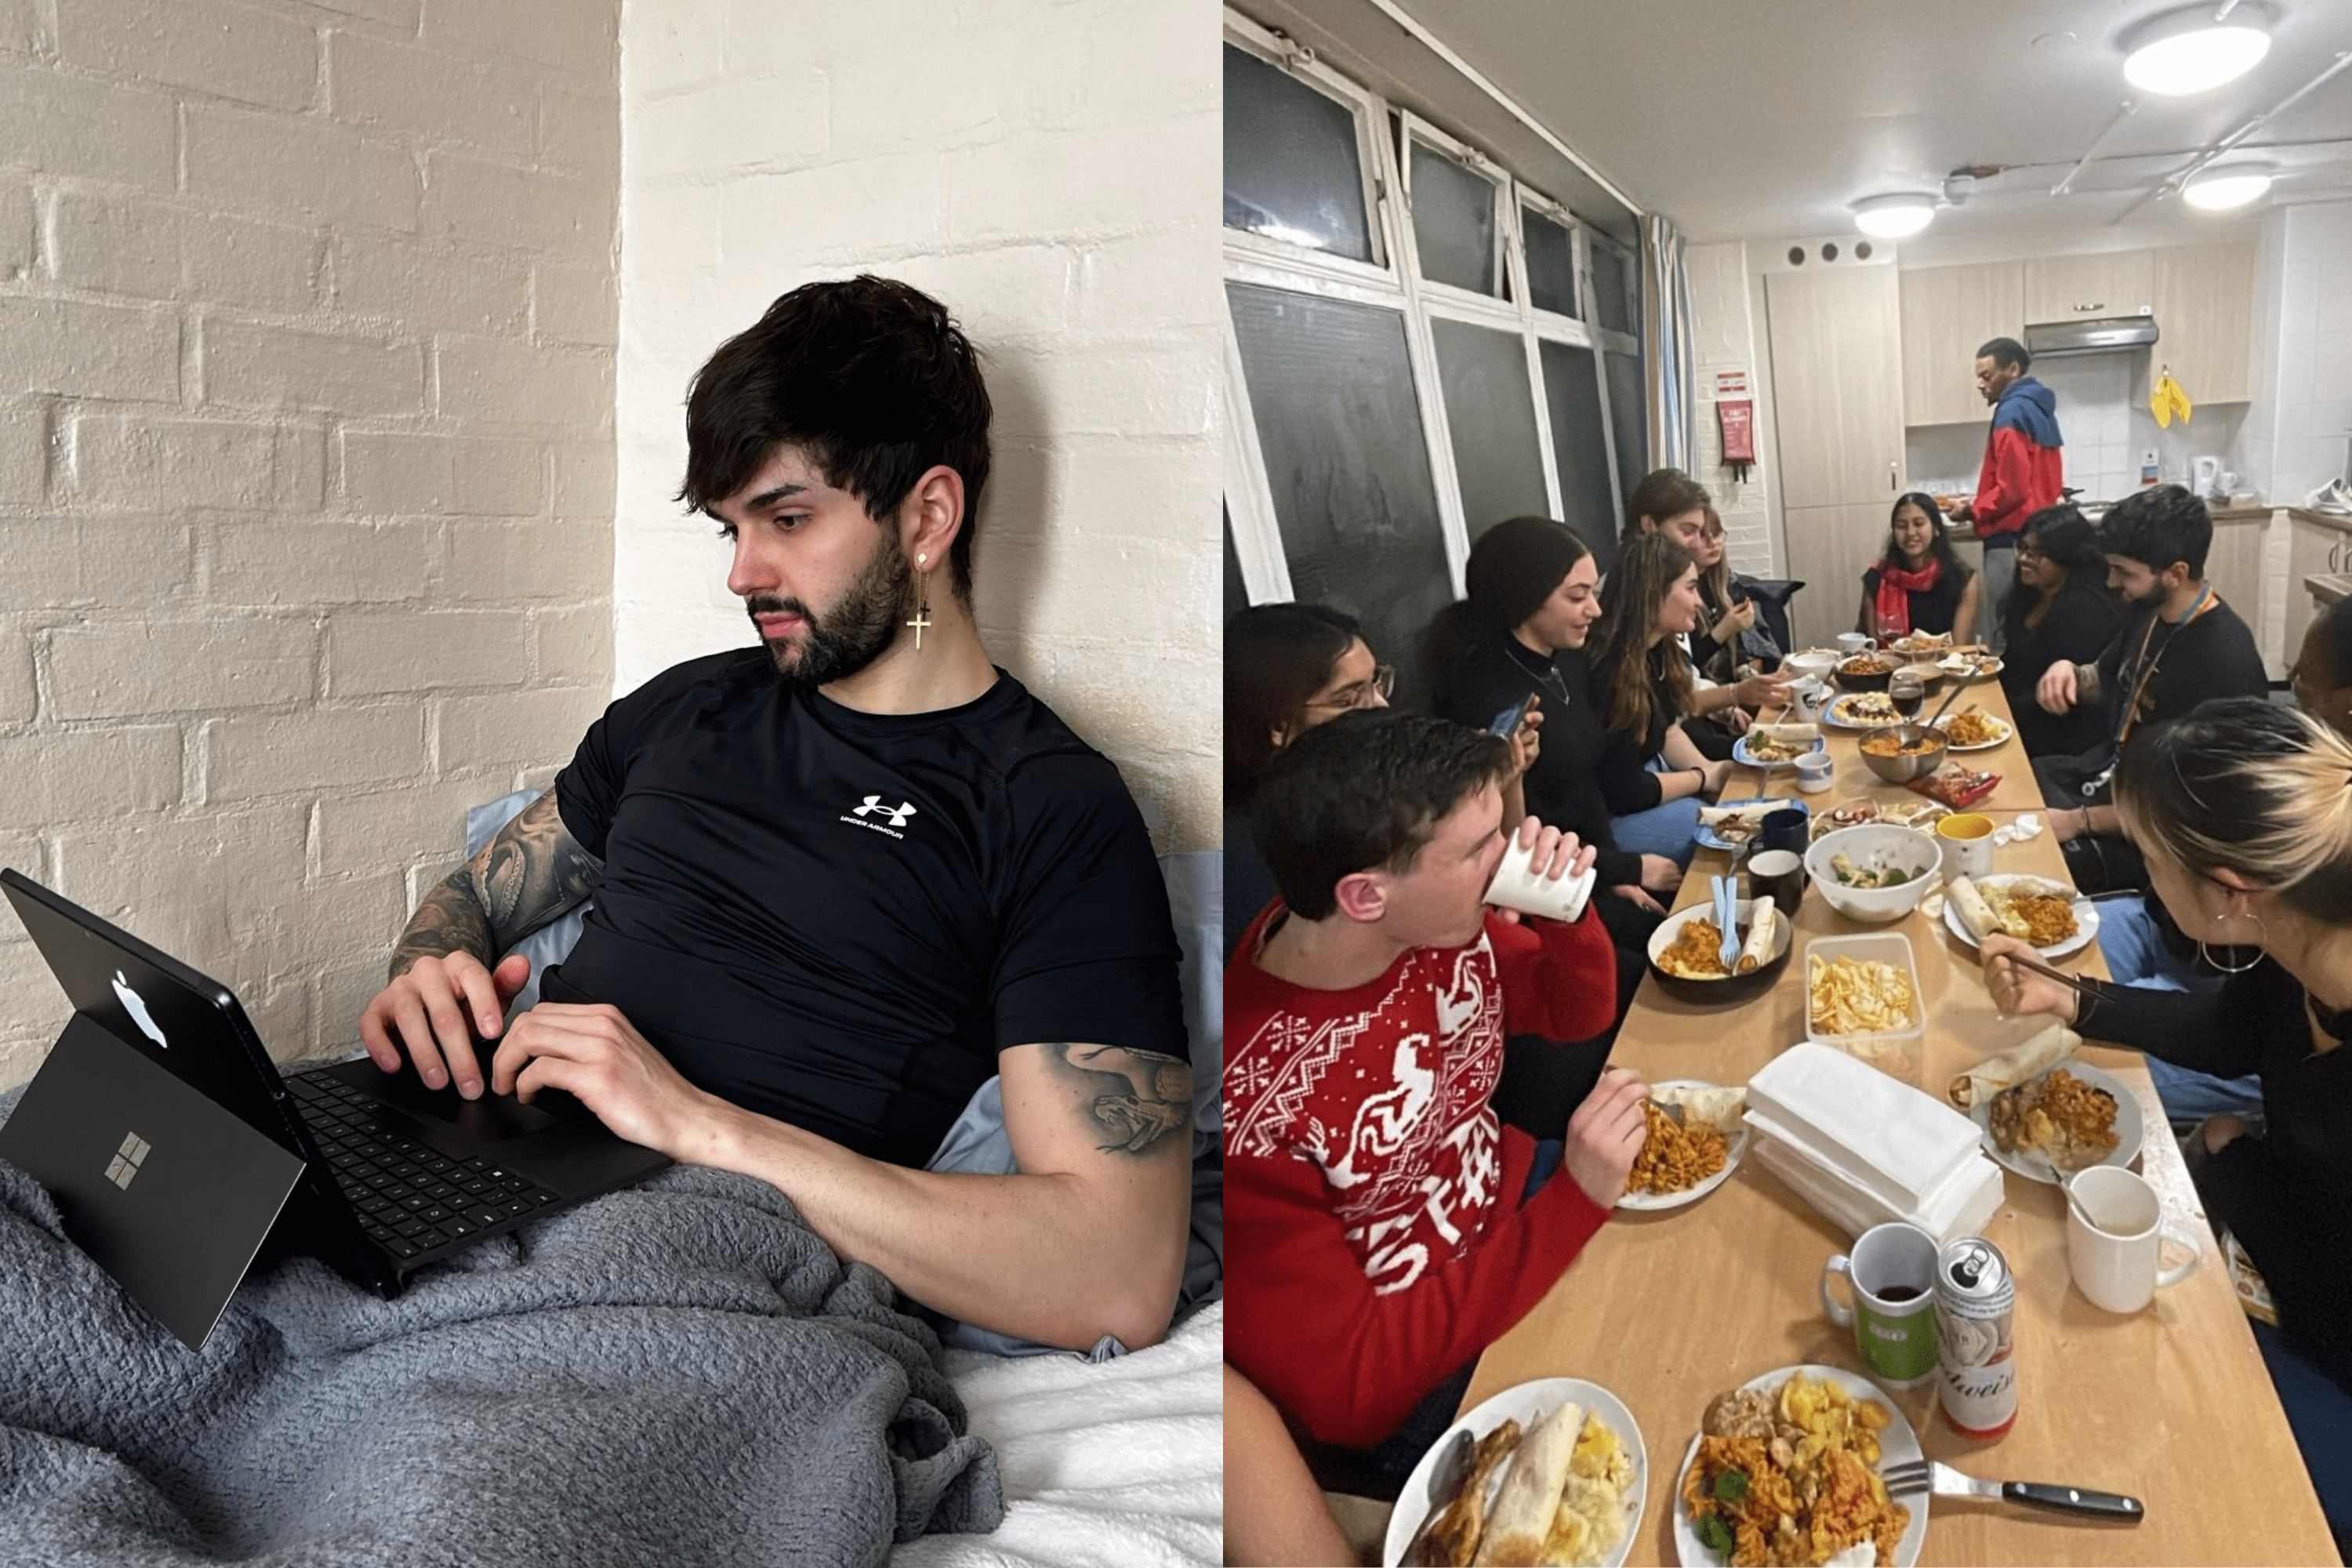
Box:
[1224, 602, 1529, 958]
[1997, 503, 2125, 760]
[1981, 699, 2352, 1504]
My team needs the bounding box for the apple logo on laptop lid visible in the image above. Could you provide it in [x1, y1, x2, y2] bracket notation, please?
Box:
[111, 971, 169, 1051]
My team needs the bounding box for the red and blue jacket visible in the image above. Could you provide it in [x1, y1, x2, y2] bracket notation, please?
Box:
[1973, 376, 2063, 541]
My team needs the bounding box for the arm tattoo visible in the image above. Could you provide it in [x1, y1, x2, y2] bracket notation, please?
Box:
[1043, 1044, 1192, 1157]
[389, 789, 604, 979]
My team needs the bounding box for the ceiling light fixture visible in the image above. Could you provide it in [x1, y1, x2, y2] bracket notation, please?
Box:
[2121, 3, 2273, 96]
[1852, 193, 1936, 238]
[2183, 162, 2275, 209]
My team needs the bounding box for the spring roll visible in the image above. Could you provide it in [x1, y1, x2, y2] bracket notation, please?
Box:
[1947, 1022, 2079, 1109]
[1947, 875, 2000, 943]
[1472, 1398, 1586, 1567]
[1736, 898, 1777, 974]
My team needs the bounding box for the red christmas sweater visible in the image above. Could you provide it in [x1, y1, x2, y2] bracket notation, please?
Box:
[1224, 906, 1618, 1450]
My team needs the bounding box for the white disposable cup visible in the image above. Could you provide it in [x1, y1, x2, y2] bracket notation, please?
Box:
[2066, 1166, 2202, 1313]
[1484, 835, 1596, 923]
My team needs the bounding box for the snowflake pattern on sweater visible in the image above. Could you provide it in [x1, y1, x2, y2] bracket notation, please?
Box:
[1225, 935, 1507, 1296]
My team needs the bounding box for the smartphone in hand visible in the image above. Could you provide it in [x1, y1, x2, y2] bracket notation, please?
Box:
[1489, 693, 1540, 737]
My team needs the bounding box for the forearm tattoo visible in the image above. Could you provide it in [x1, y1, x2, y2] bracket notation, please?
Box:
[1044, 1044, 1192, 1156]
[389, 790, 604, 979]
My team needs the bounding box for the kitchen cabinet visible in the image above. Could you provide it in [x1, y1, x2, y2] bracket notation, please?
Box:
[2022, 252, 2154, 325]
[2149, 242, 2255, 405]
[2205, 509, 2271, 676]
[2288, 510, 2352, 669]
[1899, 261, 2024, 427]
[1780, 501, 1889, 651]
[1765, 263, 1904, 510]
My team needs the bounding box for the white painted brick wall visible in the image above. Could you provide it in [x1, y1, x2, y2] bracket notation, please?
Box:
[615, 0, 1220, 853]
[0, 1, 619, 1087]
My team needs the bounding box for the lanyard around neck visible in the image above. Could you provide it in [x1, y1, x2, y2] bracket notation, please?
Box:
[2114, 587, 2220, 747]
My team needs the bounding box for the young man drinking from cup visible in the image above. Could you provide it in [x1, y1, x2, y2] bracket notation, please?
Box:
[1224, 708, 1646, 1497]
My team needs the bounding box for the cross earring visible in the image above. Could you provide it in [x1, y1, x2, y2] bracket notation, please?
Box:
[906, 551, 932, 650]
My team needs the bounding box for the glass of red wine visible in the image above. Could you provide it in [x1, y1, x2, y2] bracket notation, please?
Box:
[1889, 670, 1926, 720]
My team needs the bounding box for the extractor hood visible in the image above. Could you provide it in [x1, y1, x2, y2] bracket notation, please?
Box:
[2023, 315, 2161, 356]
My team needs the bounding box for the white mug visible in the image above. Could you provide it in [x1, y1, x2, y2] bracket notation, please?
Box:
[1936, 813, 1996, 880]
[1793, 751, 1833, 793]
[2066, 1166, 2202, 1313]
[1835, 633, 1878, 656]
[1484, 834, 1595, 923]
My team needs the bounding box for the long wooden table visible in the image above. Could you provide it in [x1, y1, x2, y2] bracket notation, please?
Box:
[1463, 676, 2335, 1564]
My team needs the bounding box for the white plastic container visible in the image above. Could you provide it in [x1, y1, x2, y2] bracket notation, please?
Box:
[1802, 931, 1926, 1086]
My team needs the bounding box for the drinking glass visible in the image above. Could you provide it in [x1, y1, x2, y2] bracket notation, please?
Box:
[1889, 671, 1925, 720]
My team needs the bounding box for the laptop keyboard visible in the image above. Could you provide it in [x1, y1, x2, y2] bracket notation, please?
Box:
[287, 1074, 561, 1261]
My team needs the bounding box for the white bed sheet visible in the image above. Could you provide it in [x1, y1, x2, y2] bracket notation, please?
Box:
[892, 1301, 1222, 1568]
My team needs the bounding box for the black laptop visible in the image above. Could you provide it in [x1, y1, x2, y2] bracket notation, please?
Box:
[0, 869, 672, 1349]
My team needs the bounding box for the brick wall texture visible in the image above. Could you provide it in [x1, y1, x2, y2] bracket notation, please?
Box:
[0, 0, 620, 1086]
[613, 0, 1221, 855]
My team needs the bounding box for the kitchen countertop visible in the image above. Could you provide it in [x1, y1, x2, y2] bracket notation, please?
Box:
[2307, 572, 2352, 606]
[2291, 505, 2352, 535]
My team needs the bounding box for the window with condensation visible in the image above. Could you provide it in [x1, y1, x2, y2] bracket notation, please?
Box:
[1221, 8, 1646, 666]
[1221, 43, 1377, 266]
[1225, 281, 1456, 684]
[1429, 317, 1548, 540]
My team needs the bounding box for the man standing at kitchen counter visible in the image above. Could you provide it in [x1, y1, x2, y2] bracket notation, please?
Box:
[1947, 336, 2063, 652]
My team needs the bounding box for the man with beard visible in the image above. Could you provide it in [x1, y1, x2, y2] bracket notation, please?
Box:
[355, 277, 1192, 1354]
[2031, 484, 2268, 895]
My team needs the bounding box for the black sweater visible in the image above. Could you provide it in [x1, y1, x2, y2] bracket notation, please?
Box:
[1433, 639, 1648, 891]
[1999, 584, 2126, 760]
[2089, 593, 2268, 748]
[2087, 961, 2352, 1388]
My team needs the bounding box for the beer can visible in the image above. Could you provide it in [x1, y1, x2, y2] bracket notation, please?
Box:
[1933, 1235, 2016, 1438]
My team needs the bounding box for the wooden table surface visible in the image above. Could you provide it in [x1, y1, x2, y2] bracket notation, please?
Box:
[1462, 671, 2335, 1565]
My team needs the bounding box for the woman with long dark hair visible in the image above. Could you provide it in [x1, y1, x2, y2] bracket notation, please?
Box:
[1424, 516, 1677, 988]
[1860, 491, 1980, 643]
[1997, 503, 2125, 759]
[1583, 531, 1766, 864]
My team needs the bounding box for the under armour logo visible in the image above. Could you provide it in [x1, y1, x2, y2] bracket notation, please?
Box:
[104, 1131, 151, 1190]
[853, 795, 917, 828]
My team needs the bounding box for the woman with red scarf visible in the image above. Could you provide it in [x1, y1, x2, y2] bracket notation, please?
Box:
[1859, 491, 1981, 643]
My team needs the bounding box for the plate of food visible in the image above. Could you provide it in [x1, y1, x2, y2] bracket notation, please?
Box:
[1944, 873, 2100, 960]
[1385, 1377, 1646, 1568]
[1883, 630, 1954, 656]
[1693, 797, 1783, 851]
[1673, 1365, 1922, 1567]
[1822, 691, 1904, 730]
[1937, 652, 2003, 684]
[1732, 724, 1825, 769]
[1618, 1081, 1750, 1211]
[1935, 710, 2013, 751]
[1971, 1060, 2142, 1185]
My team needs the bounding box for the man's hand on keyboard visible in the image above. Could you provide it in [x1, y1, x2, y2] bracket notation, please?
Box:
[488, 1001, 720, 1157]
[358, 952, 532, 1099]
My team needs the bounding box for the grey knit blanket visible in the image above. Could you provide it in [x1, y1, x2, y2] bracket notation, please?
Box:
[0, 1148, 1004, 1567]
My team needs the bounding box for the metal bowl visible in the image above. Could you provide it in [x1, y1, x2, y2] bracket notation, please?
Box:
[1855, 722, 1950, 784]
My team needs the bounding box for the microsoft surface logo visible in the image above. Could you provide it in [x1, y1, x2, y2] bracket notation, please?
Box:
[104, 1131, 151, 1190]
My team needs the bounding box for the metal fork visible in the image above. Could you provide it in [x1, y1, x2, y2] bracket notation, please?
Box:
[1880, 1458, 2143, 1521]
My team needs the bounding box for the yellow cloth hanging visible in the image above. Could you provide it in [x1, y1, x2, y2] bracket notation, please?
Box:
[2151, 369, 2193, 427]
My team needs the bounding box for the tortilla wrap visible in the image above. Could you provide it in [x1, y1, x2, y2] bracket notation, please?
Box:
[1472, 1399, 1587, 1566]
[1948, 1023, 2079, 1109]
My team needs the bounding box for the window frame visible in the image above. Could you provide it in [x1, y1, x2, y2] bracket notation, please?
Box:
[1220, 17, 1393, 285]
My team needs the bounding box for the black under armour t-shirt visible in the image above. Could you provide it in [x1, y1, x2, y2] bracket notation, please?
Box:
[545, 648, 1186, 1167]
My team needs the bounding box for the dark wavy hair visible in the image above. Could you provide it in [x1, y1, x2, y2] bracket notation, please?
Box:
[1621, 467, 1711, 544]
[1250, 709, 1508, 921]
[677, 276, 992, 599]
[2100, 485, 2212, 579]
[1419, 516, 1592, 689]
[1586, 530, 1697, 743]
[1225, 602, 1362, 805]
[2001, 503, 2110, 637]
[1879, 492, 1972, 581]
